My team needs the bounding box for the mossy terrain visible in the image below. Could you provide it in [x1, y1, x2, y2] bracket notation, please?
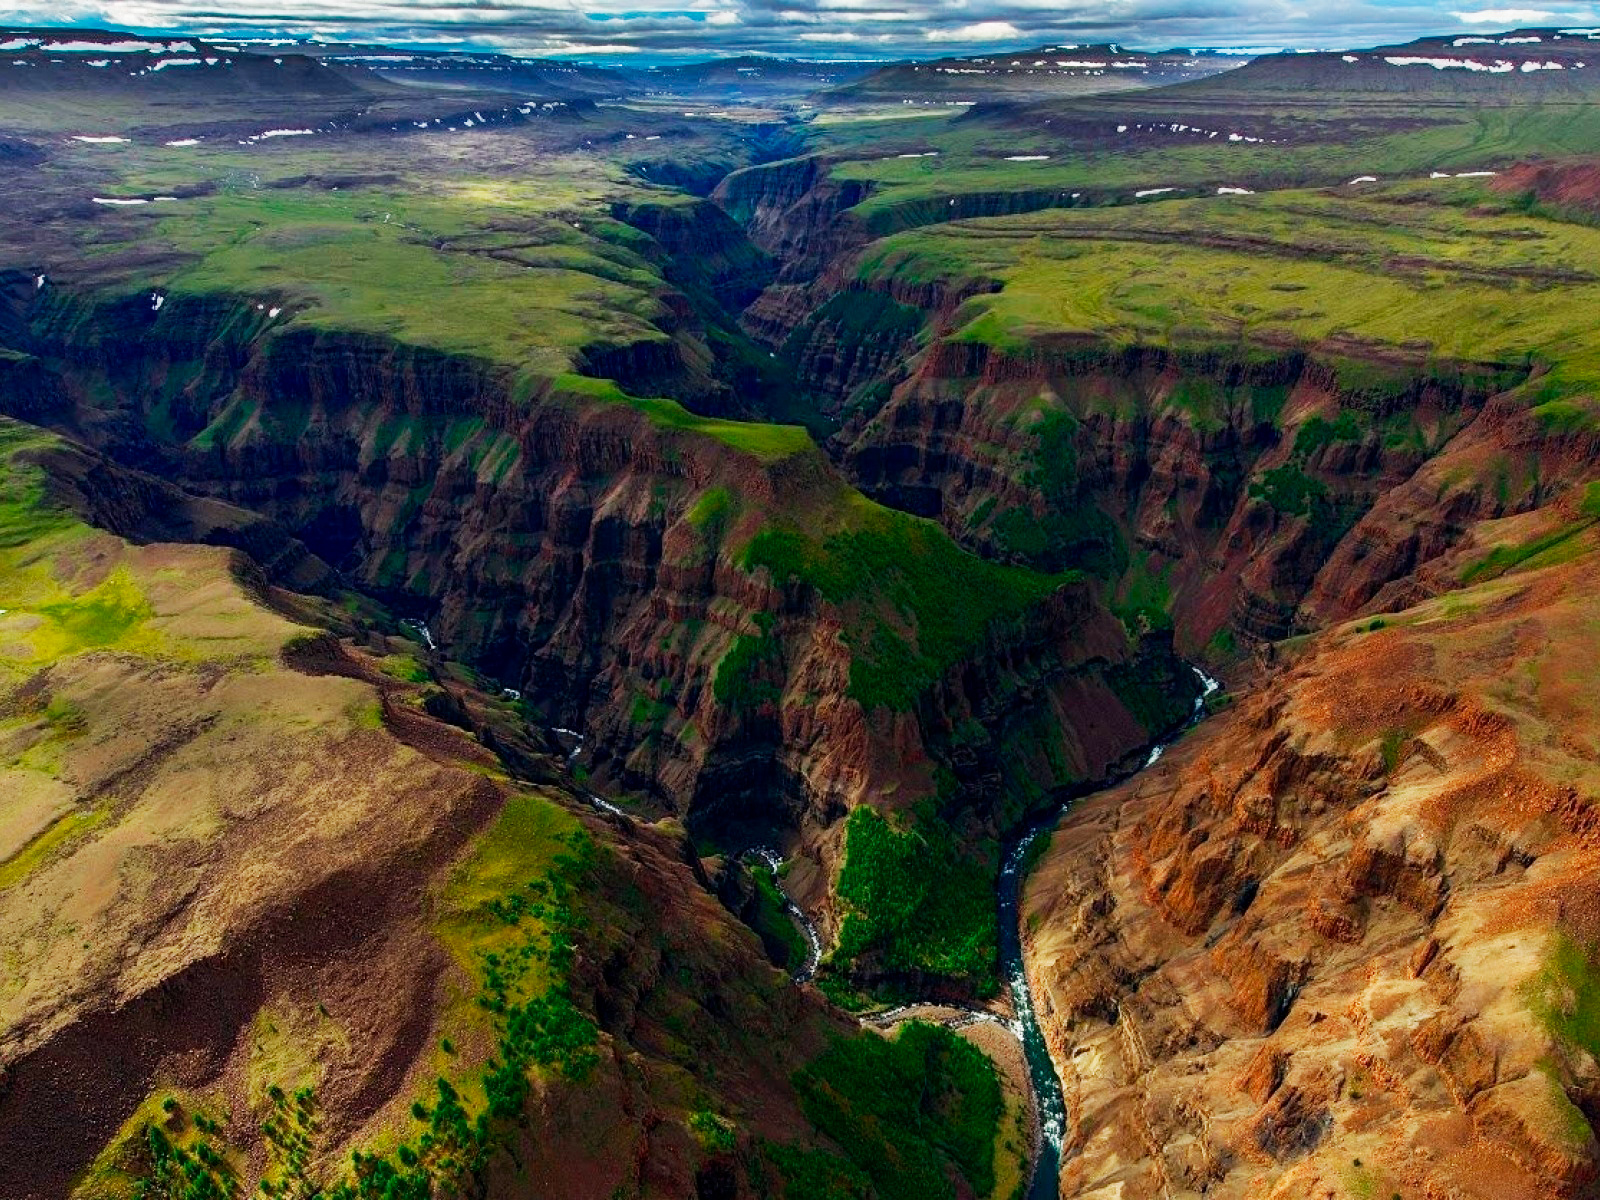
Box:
[741, 497, 1070, 711]
[777, 1021, 1004, 1200]
[830, 805, 999, 989]
[95, 810, 602, 1200]
[857, 182, 1600, 407]
[819, 99, 1600, 230]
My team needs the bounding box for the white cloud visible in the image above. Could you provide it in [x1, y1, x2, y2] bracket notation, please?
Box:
[926, 20, 1021, 41]
[1451, 8, 1560, 22]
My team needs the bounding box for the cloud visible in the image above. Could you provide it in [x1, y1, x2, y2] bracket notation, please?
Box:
[925, 20, 1022, 40]
[1452, 7, 1560, 20]
[9, 0, 1590, 61]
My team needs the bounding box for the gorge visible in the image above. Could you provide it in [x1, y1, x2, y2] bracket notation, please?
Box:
[2, 25, 1600, 1200]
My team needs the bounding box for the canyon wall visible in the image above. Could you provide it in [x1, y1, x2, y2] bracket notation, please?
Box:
[1021, 485, 1600, 1198]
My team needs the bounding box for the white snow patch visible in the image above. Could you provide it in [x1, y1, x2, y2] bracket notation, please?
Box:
[1347, 175, 1378, 184]
[91, 196, 149, 205]
[151, 292, 165, 311]
[1521, 59, 1565, 71]
[1384, 55, 1515, 72]
[72, 135, 129, 144]
[1217, 186, 1254, 195]
[1455, 170, 1499, 177]
[1501, 35, 1543, 43]
[0, 38, 39, 51]
[1342, 54, 1359, 62]
[1136, 187, 1176, 198]
[268, 306, 282, 318]
[256, 128, 314, 138]
[1004, 154, 1050, 161]
[45, 39, 188, 53]
[894, 150, 938, 157]
[165, 137, 201, 146]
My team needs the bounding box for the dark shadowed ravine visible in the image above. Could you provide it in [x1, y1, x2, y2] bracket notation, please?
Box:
[1001, 666, 1219, 1197]
[556, 669, 1217, 1198]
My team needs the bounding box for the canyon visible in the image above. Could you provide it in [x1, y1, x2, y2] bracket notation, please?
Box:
[2, 27, 1600, 1200]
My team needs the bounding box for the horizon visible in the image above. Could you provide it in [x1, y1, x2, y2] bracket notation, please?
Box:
[4, 4, 1599, 64]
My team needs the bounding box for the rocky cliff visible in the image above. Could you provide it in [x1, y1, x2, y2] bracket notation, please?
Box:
[0, 276, 1191, 985]
[1020, 486, 1600, 1198]
[0, 418, 855, 1200]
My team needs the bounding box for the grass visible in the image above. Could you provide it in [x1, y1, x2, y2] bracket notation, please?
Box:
[117, 801, 601, 1200]
[787, 1021, 1004, 1200]
[831, 805, 998, 989]
[0, 805, 110, 891]
[856, 183, 1600, 406]
[741, 496, 1068, 710]
[1460, 487, 1600, 584]
[39, 147, 816, 465]
[821, 99, 1600, 231]
[1524, 933, 1600, 1064]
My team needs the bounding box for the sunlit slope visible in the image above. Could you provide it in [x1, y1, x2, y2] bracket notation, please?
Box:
[859, 179, 1600, 411]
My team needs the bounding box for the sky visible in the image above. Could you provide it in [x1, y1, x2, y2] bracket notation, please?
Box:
[6, 0, 1600, 60]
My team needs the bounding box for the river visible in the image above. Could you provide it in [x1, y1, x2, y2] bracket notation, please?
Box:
[553, 666, 1218, 1198]
[999, 666, 1219, 1198]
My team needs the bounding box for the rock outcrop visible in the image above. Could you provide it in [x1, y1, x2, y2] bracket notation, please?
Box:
[1022, 521, 1600, 1198]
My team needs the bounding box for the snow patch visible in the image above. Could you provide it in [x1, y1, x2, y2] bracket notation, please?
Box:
[1136, 187, 1177, 198]
[71, 135, 129, 144]
[1384, 55, 1515, 72]
[1347, 175, 1378, 184]
[164, 137, 201, 146]
[1217, 186, 1254, 195]
[1004, 154, 1050, 161]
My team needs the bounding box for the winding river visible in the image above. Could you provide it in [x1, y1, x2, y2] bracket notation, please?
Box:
[1000, 667, 1219, 1197]
[553, 666, 1217, 1198]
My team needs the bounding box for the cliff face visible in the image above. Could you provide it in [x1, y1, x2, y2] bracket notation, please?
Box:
[0, 424, 850, 1200]
[1020, 505, 1600, 1198]
[0, 281, 1186, 959]
[835, 325, 1549, 651]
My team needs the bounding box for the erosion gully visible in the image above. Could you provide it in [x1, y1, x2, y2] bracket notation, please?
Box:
[548, 658, 1216, 1199]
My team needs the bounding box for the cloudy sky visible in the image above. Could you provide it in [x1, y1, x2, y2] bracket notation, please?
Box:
[8, 0, 1600, 59]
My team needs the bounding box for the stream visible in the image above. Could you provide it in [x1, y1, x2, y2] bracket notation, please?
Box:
[549, 666, 1217, 1198]
[1000, 667, 1219, 1198]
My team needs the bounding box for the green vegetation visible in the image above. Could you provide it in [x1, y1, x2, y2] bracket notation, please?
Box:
[1112, 554, 1174, 634]
[856, 184, 1600, 408]
[1379, 728, 1408, 775]
[688, 1109, 737, 1154]
[125, 802, 600, 1200]
[743, 501, 1066, 710]
[825, 100, 1600, 231]
[784, 1022, 1003, 1200]
[1460, 487, 1600, 584]
[831, 806, 997, 988]
[750, 860, 809, 970]
[1525, 933, 1600, 1063]
[713, 612, 784, 713]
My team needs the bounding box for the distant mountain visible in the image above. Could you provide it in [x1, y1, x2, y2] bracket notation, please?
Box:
[1187, 28, 1600, 97]
[830, 44, 1243, 103]
[629, 54, 880, 98]
[306, 47, 632, 100]
[0, 28, 378, 101]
